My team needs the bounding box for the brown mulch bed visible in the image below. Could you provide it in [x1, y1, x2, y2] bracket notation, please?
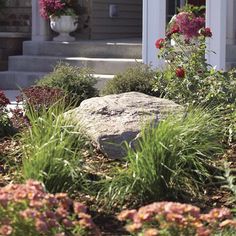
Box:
[1, 137, 236, 235]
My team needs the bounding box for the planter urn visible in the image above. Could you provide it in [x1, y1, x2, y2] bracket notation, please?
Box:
[50, 15, 78, 42]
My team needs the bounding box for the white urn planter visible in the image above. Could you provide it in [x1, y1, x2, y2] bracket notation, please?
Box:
[50, 15, 78, 42]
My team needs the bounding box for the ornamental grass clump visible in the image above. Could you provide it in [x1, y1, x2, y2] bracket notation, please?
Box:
[0, 180, 100, 236]
[101, 108, 224, 206]
[118, 202, 236, 236]
[20, 101, 89, 193]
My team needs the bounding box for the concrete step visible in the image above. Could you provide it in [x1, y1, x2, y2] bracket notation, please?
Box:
[0, 71, 114, 90]
[8, 55, 142, 74]
[23, 40, 142, 59]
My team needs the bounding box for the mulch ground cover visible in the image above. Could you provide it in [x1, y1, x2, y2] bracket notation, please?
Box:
[1, 137, 236, 235]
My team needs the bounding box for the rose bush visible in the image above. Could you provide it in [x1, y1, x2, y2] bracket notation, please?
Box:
[153, 10, 236, 141]
[118, 202, 236, 236]
[0, 180, 100, 236]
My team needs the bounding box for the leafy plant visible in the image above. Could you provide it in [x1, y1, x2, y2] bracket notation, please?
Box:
[154, 10, 236, 142]
[39, 0, 79, 19]
[20, 100, 89, 193]
[118, 202, 235, 236]
[37, 63, 98, 106]
[101, 108, 224, 207]
[0, 90, 15, 138]
[178, 3, 205, 17]
[101, 63, 158, 96]
[0, 180, 99, 236]
[17, 86, 67, 115]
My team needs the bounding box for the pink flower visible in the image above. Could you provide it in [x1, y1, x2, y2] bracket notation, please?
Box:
[175, 12, 205, 40]
[144, 228, 159, 236]
[79, 213, 94, 229]
[35, 219, 49, 233]
[62, 218, 74, 228]
[73, 202, 87, 214]
[0, 225, 13, 236]
[117, 209, 137, 221]
[20, 209, 39, 220]
[125, 223, 142, 233]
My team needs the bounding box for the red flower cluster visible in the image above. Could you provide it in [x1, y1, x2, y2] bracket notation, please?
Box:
[0, 180, 100, 235]
[39, 0, 66, 19]
[166, 24, 180, 38]
[118, 202, 235, 236]
[175, 67, 185, 78]
[200, 27, 212, 38]
[155, 38, 165, 49]
[175, 12, 205, 40]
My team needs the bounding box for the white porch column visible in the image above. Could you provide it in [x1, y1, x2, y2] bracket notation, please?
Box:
[142, 0, 166, 68]
[32, 0, 51, 41]
[227, 0, 236, 45]
[206, 0, 227, 70]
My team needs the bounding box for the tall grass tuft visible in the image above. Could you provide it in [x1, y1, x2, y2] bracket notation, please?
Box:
[20, 100, 88, 193]
[101, 107, 225, 207]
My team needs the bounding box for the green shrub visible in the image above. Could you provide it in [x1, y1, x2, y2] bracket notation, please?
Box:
[20, 101, 89, 193]
[37, 63, 98, 105]
[101, 108, 224, 207]
[101, 63, 158, 96]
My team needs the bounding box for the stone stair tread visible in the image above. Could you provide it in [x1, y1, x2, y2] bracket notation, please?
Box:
[10, 55, 142, 61]
[23, 40, 142, 58]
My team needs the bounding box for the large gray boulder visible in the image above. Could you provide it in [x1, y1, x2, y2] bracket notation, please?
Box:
[67, 92, 181, 159]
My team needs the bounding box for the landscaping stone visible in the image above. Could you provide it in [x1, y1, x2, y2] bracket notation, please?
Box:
[67, 92, 182, 159]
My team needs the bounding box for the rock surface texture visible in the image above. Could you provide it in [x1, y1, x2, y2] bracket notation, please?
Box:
[67, 92, 181, 159]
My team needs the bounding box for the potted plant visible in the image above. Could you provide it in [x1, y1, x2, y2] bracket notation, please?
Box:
[39, 0, 80, 41]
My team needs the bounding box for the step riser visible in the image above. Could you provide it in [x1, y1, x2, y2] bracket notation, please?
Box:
[9, 57, 140, 74]
[23, 41, 142, 59]
[0, 73, 45, 90]
[0, 72, 112, 90]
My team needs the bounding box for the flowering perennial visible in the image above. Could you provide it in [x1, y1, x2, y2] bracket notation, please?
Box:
[173, 12, 205, 40]
[118, 202, 236, 236]
[17, 86, 66, 113]
[39, 0, 77, 19]
[0, 180, 100, 235]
